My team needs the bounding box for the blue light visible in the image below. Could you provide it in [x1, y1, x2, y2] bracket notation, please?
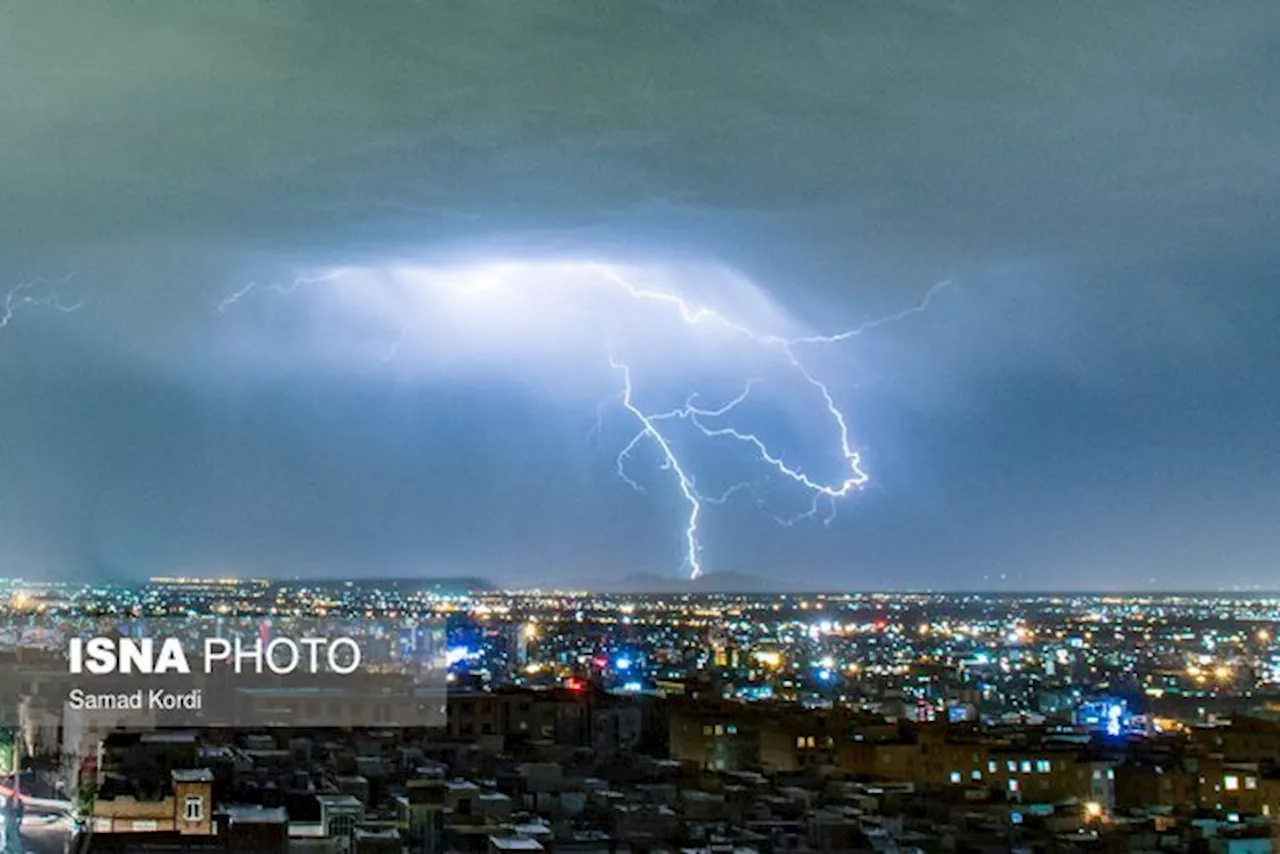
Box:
[615, 657, 632, 671]
[446, 646, 471, 666]
[622, 681, 643, 692]
[818, 669, 832, 681]
[1106, 704, 1123, 737]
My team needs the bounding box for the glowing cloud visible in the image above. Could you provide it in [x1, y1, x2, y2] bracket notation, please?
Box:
[221, 259, 948, 578]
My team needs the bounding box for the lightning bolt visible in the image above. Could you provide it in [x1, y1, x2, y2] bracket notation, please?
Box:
[220, 263, 951, 580]
[381, 323, 411, 364]
[786, 278, 952, 345]
[611, 355, 710, 578]
[598, 271, 952, 576]
[216, 270, 349, 313]
[1, 274, 81, 329]
[609, 376, 769, 577]
[594, 269, 948, 578]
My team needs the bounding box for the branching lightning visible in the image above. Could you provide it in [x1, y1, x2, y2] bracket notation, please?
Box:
[216, 271, 348, 313]
[597, 268, 949, 577]
[221, 262, 950, 579]
[786, 278, 952, 345]
[1, 274, 81, 329]
[611, 355, 709, 579]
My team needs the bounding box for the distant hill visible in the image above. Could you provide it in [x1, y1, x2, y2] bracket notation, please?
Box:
[262, 577, 495, 594]
[589, 571, 822, 594]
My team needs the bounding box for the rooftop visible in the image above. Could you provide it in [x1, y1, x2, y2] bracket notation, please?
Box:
[170, 768, 213, 783]
[489, 838, 545, 852]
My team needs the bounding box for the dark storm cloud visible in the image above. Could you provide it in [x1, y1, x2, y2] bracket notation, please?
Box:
[5, 1, 1277, 255]
[0, 1, 1277, 587]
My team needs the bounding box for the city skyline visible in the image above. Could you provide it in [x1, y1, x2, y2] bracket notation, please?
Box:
[1, 2, 1277, 588]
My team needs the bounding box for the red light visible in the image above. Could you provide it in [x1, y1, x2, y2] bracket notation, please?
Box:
[565, 677, 586, 692]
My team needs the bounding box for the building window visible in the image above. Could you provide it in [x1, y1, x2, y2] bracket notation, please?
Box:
[184, 796, 202, 822]
[949, 772, 962, 784]
[796, 736, 806, 749]
[1020, 760, 1032, 774]
[703, 725, 713, 736]
[1225, 775, 1240, 791]
[714, 725, 724, 736]
[328, 815, 356, 838]
[972, 770, 983, 781]
[1035, 760, 1051, 773]
[1006, 760, 1017, 773]
[1246, 777, 1258, 790]
[988, 760, 998, 774]
[1008, 780, 1019, 792]
[726, 725, 737, 735]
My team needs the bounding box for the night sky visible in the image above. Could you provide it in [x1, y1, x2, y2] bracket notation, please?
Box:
[1, 2, 1277, 589]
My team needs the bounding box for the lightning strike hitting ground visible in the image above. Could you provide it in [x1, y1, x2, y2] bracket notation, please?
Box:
[221, 263, 950, 579]
[1, 275, 81, 329]
[597, 267, 949, 577]
[611, 356, 708, 579]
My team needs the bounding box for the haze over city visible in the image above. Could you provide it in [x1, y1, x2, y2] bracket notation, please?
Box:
[1, 2, 1277, 589]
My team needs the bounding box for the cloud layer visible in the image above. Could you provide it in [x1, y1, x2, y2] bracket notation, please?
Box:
[1, 1, 1277, 587]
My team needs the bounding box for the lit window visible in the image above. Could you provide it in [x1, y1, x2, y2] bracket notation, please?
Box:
[1225, 775, 1240, 791]
[184, 796, 202, 822]
[1007, 760, 1017, 773]
[1020, 760, 1032, 774]
[949, 772, 962, 784]
[714, 725, 724, 736]
[796, 736, 806, 749]
[726, 725, 737, 735]
[972, 770, 983, 781]
[1246, 777, 1257, 790]
[1008, 780, 1020, 792]
[703, 725, 712, 736]
[988, 760, 998, 774]
[1035, 760, 1051, 773]
[1106, 768, 1115, 780]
